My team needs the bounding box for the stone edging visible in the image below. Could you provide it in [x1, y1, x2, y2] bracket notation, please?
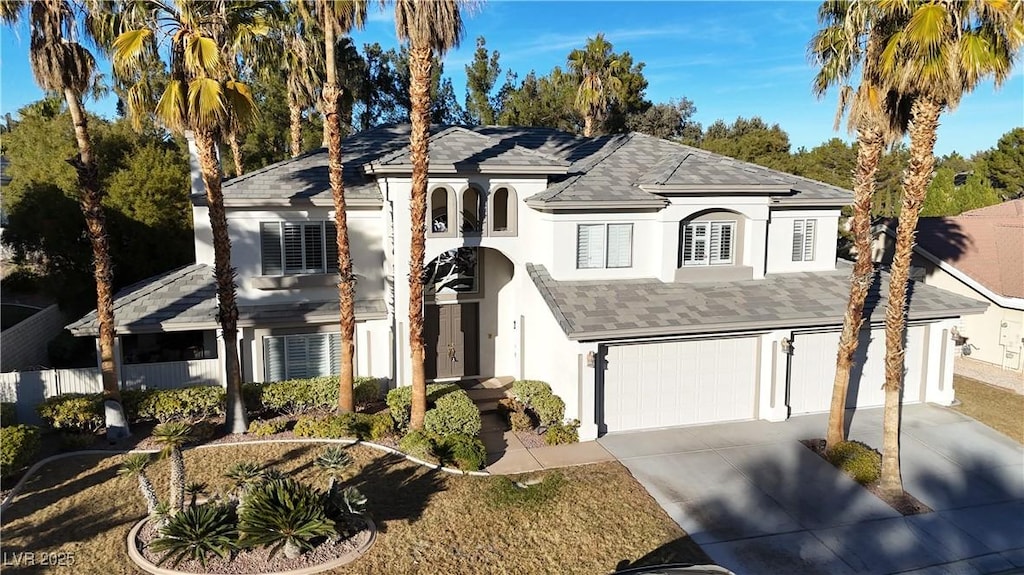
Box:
[126, 514, 377, 575]
[0, 438, 489, 512]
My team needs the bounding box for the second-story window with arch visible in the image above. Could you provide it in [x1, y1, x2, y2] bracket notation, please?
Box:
[462, 186, 482, 234]
[488, 186, 517, 236]
[429, 187, 454, 235]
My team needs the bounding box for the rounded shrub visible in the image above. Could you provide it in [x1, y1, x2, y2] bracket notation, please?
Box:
[37, 394, 103, 433]
[436, 433, 487, 471]
[353, 378, 382, 405]
[510, 380, 553, 407]
[826, 440, 882, 485]
[1, 424, 41, 478]
[531, 393, 565, 427]
[135, 386, 225, 422]
[1, 402, 17, 427]
[259, 377, 337, 415]
[544, 420, 580, 446]
[368, 412, 395, 441]
[293, 413, 372, 439]
[398, 430, 436, 462]
[247, 419, 288, 437]
[386, 383, 460, 429]
[509, 410, 534, 432]
[424, 391, 482, 437]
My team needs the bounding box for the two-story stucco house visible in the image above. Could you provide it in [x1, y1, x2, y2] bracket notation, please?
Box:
[68, 124, 985, 440]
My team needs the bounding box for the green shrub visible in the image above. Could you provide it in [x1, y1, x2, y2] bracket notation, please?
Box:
[248, 419, 288, 437]
[1, 403, 17, 427]
[135, 386, 225, 422]
[37, 394, 103, 433]
[368, 412, 395, 441]
[120, 389, 149, 422]
[58, 431, 96, 451]
[398, 430, 436, 462]
[531, 393, 565, 427]
[496, 397, 523, 417]
[293, 413, 372, 440]
[826, 440, 882, 485]
[424, 390, 481, 438]
[353, 378, 383, 405]
[238, 478, 336, 559]
[190, 419, 219, 443]
[510, 380, 552, 407]
[259, 377, 337, 415]
[150, 503, 238, 568]
[487, 471, 566, 509]
[242, 382, 265, 414]
[0, 424, 41, 478]
[386, 383, 459, 428]
[435, 433, 487, 471]
[544, 419, 580, 446]
[509, 410, 534, 432]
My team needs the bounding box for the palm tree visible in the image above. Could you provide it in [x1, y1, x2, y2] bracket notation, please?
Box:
[317, 0, 366, 414]
[267, 1, 325, 158]
[567, 33, 624, 137]
[872, 0, 1021, 497]
[118, 453, 160, 517]
[809, 1, 911, 450]
[1, 0, 130, 440]
[104, 0, 276, 434]
[394, 0, 466, 430]
[152, 422, 194, 513]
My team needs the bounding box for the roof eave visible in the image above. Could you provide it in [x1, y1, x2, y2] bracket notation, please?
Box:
[639, 184, 795, 195]
[194, 196, 383, 208]
[363, 163, 568, 176]
[771, 197, 851, 208]
[525, 198, 669, 211]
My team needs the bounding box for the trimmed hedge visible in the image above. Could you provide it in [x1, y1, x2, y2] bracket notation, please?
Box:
[398, 430, 435, 462]
[544, 420, 580, 446]
[37, 394, 104, 433]
[1, 403, 17, 427]
[293, 413, 373, 440]
[248, 419, 288, 437]
[134, 386, 225, 422]
[386, 383, 459, 429]
[424, 391, 482, 437]
[1, 424, 40, 478]
[510, 380, 553, 407]
[827, 440, 882, 485]
[531, 393, 565, 427]
[354, 378, 383, 405]
[435, 433, 487, 471]
[254, 376, 385, 415]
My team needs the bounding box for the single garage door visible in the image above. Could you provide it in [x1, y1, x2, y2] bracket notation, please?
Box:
[602, 337, 758, 433]
[788, 326, 926, 415]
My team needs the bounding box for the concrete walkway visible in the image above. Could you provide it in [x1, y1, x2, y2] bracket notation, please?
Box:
[480, 413, 615, 474]
[599, 404, 1024, 575]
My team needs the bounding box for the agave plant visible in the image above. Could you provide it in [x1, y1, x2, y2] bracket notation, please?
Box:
[150, 504, 238, 568]
[339, 486, 367, 515]
[314, 445, 353, 493]
[237, 478, 335, 559]
[151, 422, 194, 513]
[118, 453, 160, 518]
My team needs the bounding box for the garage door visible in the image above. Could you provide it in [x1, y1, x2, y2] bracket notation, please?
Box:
[789, 326, 926, 415]
[602, 337, 758, 433]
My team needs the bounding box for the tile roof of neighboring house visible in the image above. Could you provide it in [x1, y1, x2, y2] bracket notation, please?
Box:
[526, 262, 987, 341]
[216, 125, 852, 207]
[66, 264, 387, 336]
[913, 199, 1024, 299]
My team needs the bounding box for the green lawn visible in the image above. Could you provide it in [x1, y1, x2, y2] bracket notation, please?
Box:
[953, 375, 1024, 443]
[0, 442, 707, 574]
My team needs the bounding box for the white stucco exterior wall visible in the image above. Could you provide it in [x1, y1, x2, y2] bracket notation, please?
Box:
[766, 208, 841, 274]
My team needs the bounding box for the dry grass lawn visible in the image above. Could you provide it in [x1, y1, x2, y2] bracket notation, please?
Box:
[1, 442, 706, 574]
[953, 375, 1024, 444]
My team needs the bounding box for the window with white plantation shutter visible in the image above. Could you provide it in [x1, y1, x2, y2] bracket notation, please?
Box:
[263, 333, 344, 381]
[792, 219, 815, 262]
[260, 222, 339, 276]
[681, 221, 735, 266]
[576, 224, 605, 269]
[606, 223, 633, 268]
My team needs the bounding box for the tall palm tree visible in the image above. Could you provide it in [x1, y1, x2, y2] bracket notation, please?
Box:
[1, 0, 129, 440]
[152, 422, 194, 513]
[317, 0, 366, 414]
[872, 0, 1021, 496]
[271, 1, 325, 158]
[394, 0, 466, 430]
[809, 1, 911, 450]
[567, 33, 624, 137]
[104, 0, 276, 434]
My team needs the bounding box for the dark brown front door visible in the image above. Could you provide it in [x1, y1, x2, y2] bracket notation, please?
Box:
[425, 303, 479, 380]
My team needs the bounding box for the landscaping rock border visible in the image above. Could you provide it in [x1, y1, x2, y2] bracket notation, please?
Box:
[126, 515, 377, 575]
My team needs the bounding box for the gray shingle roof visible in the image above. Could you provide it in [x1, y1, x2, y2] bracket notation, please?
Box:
[67, 264, 387, 336]
[368, 126, 568, 170]
[526, 263, 988, 341]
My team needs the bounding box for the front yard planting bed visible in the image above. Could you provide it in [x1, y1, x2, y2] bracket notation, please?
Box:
[1, 442, 707, 574]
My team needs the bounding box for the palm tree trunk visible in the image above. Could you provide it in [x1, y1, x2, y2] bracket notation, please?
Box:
[138, 473, 159, 516]
[169, 450, 186, 513]
[408, 45, 433, 431]
[289, 94, 303, 158]
[193, 129, 249, 435]
[227, 130, 245, 177]
[880, 97, 941, 497]
[583, 114, 594, 137]
[324, 19, 356, 414]
[826, 122, 884, 448]
[64, 88, 130, 441]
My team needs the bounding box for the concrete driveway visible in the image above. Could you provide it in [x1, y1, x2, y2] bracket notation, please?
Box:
[599, 404, 1024, 575]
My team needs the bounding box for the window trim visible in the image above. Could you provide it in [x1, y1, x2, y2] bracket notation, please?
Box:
[460, 185, 484, 236]
[263, 332, 344, 382]
[576, 223, 634, 270]
[260, 221, 337, 276]
[487, 185, 518, 237]
[680, 220, 736, 267]
[428, 185, 457, 238]
[791, 219, 816, 262]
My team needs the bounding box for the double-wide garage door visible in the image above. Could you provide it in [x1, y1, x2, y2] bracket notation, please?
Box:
[602, 337, 758, 434]
[788, 326, 926, 414]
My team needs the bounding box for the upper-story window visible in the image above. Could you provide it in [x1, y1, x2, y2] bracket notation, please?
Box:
[429, 186, 456, 237]
[680, 221, 735, 266]
[791, 219, 816, 262]
[462, 186, 483, 234]
[488, 186, 517, 236]
[261, 221, 338, 275]
[576, 223, 633, 269]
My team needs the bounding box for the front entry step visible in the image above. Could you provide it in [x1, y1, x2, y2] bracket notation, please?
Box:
[461, 376, 515, 412]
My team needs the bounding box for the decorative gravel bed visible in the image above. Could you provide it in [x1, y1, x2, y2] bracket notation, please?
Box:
[135, 516, 373, 574]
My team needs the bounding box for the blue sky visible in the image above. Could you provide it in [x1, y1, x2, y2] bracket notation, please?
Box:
[2, 1, 1022, 156]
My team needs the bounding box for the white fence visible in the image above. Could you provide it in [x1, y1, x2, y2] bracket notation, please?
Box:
[0, 359, 222, 424]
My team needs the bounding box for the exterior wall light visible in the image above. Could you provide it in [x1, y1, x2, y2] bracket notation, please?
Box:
[586, 351, 596, 367]
[780, 337, 794, 355]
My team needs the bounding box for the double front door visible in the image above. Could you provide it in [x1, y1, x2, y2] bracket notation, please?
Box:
[425, 303, 479, 380]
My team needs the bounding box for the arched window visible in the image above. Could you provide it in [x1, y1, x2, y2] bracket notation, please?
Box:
[429, 187, 455, 236]
[461, 186, 482, 234]
[488, 186, 517, 236]
[678, 210, 741, 267]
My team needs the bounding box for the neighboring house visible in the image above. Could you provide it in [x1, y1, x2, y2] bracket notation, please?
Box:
[875, 200, 1024, 374]
[68, 125, 985, 440]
